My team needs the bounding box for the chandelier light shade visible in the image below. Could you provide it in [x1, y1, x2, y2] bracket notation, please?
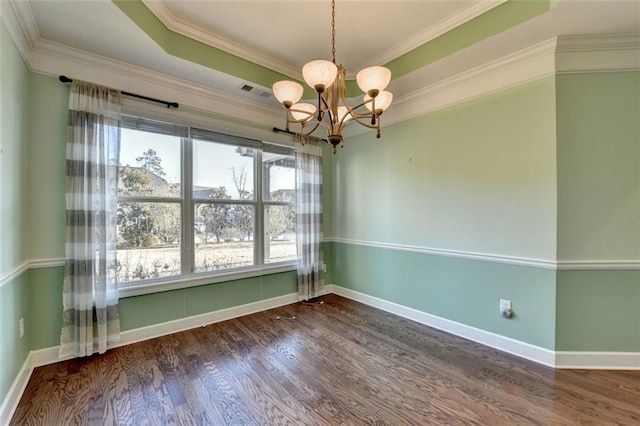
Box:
[302, 60, 338, 92]
[356, 66, 392, 95]
[273, 0, 393, 153]
[272, 80, 304, 107]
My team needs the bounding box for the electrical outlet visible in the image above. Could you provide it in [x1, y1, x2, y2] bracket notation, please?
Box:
[19, 317, 24, 338]
[500, 299, 513, 318]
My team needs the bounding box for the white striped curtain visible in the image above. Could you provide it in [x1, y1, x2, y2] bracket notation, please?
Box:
[59, 81, 121, 358]
[295, 135, 325, 300]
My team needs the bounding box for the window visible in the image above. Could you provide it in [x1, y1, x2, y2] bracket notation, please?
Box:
[116, 116, 296, 294]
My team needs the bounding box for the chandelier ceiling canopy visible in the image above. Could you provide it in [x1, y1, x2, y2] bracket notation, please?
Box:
[272, 0, 393, 153]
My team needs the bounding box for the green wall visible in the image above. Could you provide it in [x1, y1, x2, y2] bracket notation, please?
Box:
[332, 78, 558, 260]
[556, 72, 640, 261]
[554, 72, 640, 351]
[331, 243, 556, 349]
[29, 267, 296, 349]
[26, 74, 68, 261]
[330, 73, 640, 352]
[0, 21, 31, 408]
[329, 77, 559, 348]
[0, 21, 30, 273]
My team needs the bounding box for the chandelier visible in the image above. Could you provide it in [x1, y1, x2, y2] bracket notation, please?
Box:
[272, 0, 393, 153]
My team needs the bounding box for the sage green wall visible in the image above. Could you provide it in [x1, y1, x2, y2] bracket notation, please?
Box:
[27, 74, 68, 261]
[556, 270, 640, 351]
[0, 21, 30, 274]
[333, 77, 558, 261]
[330, 78, 559, 348]
[556, 72, 640, 261]
[0, 21, 31, 409]
[555, 72, 640, 351]
[29, 267, 297, 349]
[332, 243, 556, 349]
[0, 273, 30, 407]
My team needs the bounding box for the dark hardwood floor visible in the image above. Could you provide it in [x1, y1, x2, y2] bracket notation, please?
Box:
[11, 294, 640, 425]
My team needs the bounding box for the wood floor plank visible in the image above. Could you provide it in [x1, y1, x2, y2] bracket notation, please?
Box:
[11, 294, 640, 425]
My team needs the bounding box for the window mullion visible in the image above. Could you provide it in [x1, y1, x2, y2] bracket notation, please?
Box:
[182, 135, 194, 275]
[255, 149, 264, 266]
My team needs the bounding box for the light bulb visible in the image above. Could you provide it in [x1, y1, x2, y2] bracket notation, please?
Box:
[302, 60, 338, 93]
[272, 81, 303, 107]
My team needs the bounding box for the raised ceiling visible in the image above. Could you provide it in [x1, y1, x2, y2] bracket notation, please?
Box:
[5, 0, 640, 110]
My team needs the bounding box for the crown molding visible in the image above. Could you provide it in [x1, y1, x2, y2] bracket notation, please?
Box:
[372, 37, 558, 132]
[556, 33, 640, 74]
[22, 37, 283, 132]
[140, 0, 507, 77]
[361, 0, 508, 70]
[2, 1, 283, 129]
[140, 0, 301, 80]
[0, 0, 36, 69]
[4, 0, 639, 141]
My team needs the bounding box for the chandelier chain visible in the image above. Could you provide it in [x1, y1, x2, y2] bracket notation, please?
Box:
[331, 0, 336, 64]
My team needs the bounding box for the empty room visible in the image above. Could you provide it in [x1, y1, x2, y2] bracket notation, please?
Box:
[1, 0, 639, 424]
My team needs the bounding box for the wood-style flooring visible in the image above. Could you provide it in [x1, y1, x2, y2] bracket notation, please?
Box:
[11, 294, 640, 425]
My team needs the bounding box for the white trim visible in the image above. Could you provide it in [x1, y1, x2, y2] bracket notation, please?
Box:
[327, 284, 557, 368]
[0, 259, 66, 289]
[0, 262, 29, 289]
[140, 0, 300, 80]
[29, 258, 65, 269]
[117, 264, 296, 298]
[3, 292, 298, 420]
[4, 0, 639, 140]
[327, 237, 557, 269]
[28, 292, 299, 368]
[326, 238, 640, 271]
[3, 288, 640, 417]
[555, 352, 640, 370]
[143, 0, 507, 77]
[556, 261, 640, 270]
[375, 37, 558, 131]
[2, 0, 283, 133]
[363, 0, 508, 70]
[0, 354, 32, 425]
[556, 34, 640, 74]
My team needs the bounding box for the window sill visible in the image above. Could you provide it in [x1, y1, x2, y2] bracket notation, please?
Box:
[117, 262, 297, 298]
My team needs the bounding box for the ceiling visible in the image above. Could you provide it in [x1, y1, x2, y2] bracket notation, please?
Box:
[6, 0, 640, 109]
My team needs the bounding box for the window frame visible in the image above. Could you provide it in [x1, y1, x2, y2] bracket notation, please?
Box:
[116, 114, 297, 298]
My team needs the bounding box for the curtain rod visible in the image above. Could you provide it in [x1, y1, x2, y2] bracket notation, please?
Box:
[272, 127, 328, 143]
[58, 76, 179, 109]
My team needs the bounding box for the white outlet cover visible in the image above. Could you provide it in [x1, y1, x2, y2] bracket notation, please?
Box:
[500, 299, 512, 311]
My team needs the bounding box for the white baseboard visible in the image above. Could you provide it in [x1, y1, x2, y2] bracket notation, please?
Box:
[328, 284, 640, 370]
[555, 352, 640, 370]
[4, 288, 640, 422]
[0, 355, 32, 425]
[1, 292, 298, 422]
[30, 292, 299, 368]
[327, 284, 557, 367]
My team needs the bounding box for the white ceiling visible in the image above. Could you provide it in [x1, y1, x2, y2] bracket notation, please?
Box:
[9, 0, 640, 107]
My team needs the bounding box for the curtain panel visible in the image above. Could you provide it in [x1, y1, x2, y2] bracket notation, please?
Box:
[295, 135, 325, 300]
[60, 81, 122, 358]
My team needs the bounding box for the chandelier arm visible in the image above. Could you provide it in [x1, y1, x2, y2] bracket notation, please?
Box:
[288, 106, 318, 121]
[344, 113, 379, 130]
[319, 95, 338, 133]
[300, 120, 324, 139]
